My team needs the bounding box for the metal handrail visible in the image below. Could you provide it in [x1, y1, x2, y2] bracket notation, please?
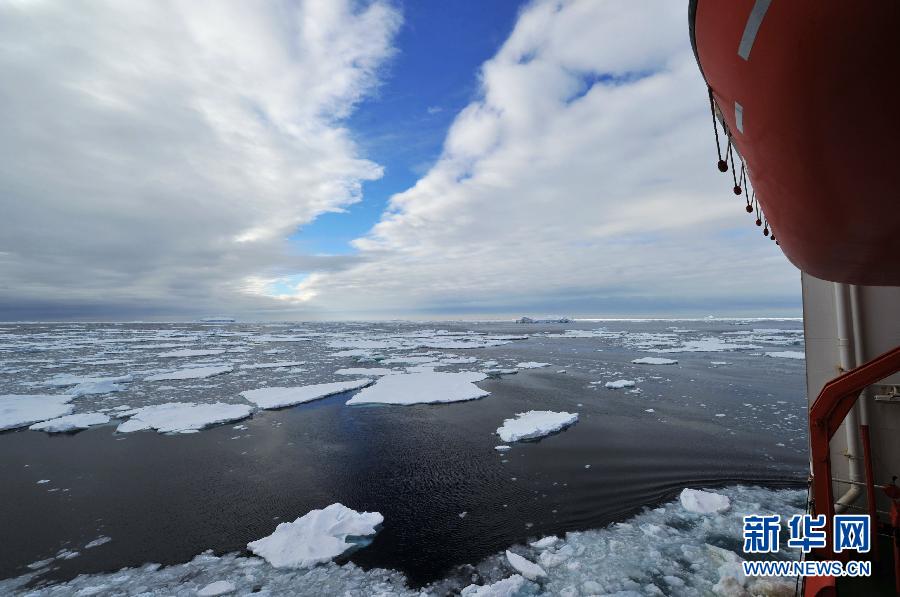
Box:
[809, 344, 900, 557]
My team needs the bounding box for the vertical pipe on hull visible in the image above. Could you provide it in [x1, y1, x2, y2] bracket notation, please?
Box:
[849, 284, 879, 560]
[833, 282, 863, 512]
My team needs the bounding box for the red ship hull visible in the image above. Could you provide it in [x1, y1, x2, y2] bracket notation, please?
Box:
[690, 1, 900, 286]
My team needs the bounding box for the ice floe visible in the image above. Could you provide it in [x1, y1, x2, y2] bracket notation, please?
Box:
[630, 357, 677, 365]
[66, 375, 133, 397]
[0, 394, 75, 431]
[765, 351, 805, 360]
[41, 374, 132, 389]
[482, 368, 518, 377]
[440, 356, 478, 364]
[247, 503, 383, 569]
[496, 411, 578, 442]
[329, 349, 377, 358]
[604, 380, 635, 389]
[158, 349, 226, 358]
[346, 372, 489, 406]
[116, 402, 253, 434]
[29, 412, 110, 433]
[334, 368, 397, 376]
[197, 580, 236, 596]
[529, 536, 559, 550]
[505, 550, 546, 581]
[679, 488, 731, 514]
[239, 361, 306, 370]
[252, 335, 312, 343]
[382, 356, 437, 364]
[516, 362, 550, 369]
[241, 379, 373, 409]
[653, 338, 762, 353]
[144, 364, 233, 381]
[461, 574, 528, 597]
[84, 536, 112, 549]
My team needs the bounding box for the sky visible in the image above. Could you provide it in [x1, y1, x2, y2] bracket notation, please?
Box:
[0, 0, 801, 321]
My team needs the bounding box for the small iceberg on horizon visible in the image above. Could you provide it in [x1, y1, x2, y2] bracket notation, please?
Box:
[515, 316, 572, 324]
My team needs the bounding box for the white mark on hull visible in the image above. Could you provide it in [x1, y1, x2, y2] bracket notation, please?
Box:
[738, 0, 772, 60]
[735, 102, 744, 133]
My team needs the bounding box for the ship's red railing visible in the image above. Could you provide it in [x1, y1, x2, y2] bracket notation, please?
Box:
[809, 344, 900, 561]
[807, 344, 900, 596]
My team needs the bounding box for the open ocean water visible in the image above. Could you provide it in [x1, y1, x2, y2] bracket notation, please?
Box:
[0, 319, 809, 595]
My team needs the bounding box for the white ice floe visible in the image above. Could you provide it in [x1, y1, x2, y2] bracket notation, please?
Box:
[765, 351, 805, 360]
[329, 349, 377, 358]
[494, 445, 511, 452]
[240, 361, 305, 370]
[42, 374, 132, 389]
[84, 536, 112, 549]
[29, 412, 110, 433]
[241, 379, 373, 409]
[41, 374, 96, 387]
[197, 580, 236, 596]
[604, 380, 635, 389]
[530, 536, 559, 550]
[496, 411, 578, 442]
[247, 503, 383, 569]
[0, 394, 75, 431]
[116, 402, 253, 434]
[420, 338, 512, 350]
[67, 375, 133, 397]
[382, 356, 437, 364]
[679, 488, 731, 514]
[653, 338, 762, 353]
[630, 357, 677, 365]
[482, 368, 518, 377]
[440, 356, 478, 364]
[516, 362, 550, 369]
[144, 364, 233, 382]
[158, 349, 226, 358]
[334, 368, 397, 376]
[252, 335, 311, 343]
[327, 339, 405, 350]
[345, 372, 489, 406]
[505, 550, 546, 581]
[461, 575, 528, 597]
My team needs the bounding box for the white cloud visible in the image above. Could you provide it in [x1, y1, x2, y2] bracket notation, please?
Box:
[292, 0, 799, 317]
[0, 0, 400, 318]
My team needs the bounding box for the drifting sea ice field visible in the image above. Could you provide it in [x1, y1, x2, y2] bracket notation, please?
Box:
[0, 319, 808, 595]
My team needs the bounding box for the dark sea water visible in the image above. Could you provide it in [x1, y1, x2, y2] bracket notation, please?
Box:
[0, 320, 808, 594]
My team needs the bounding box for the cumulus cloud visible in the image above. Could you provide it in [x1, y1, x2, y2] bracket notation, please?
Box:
[292, 0, 799, 317]
[0, 0, 400, 319]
